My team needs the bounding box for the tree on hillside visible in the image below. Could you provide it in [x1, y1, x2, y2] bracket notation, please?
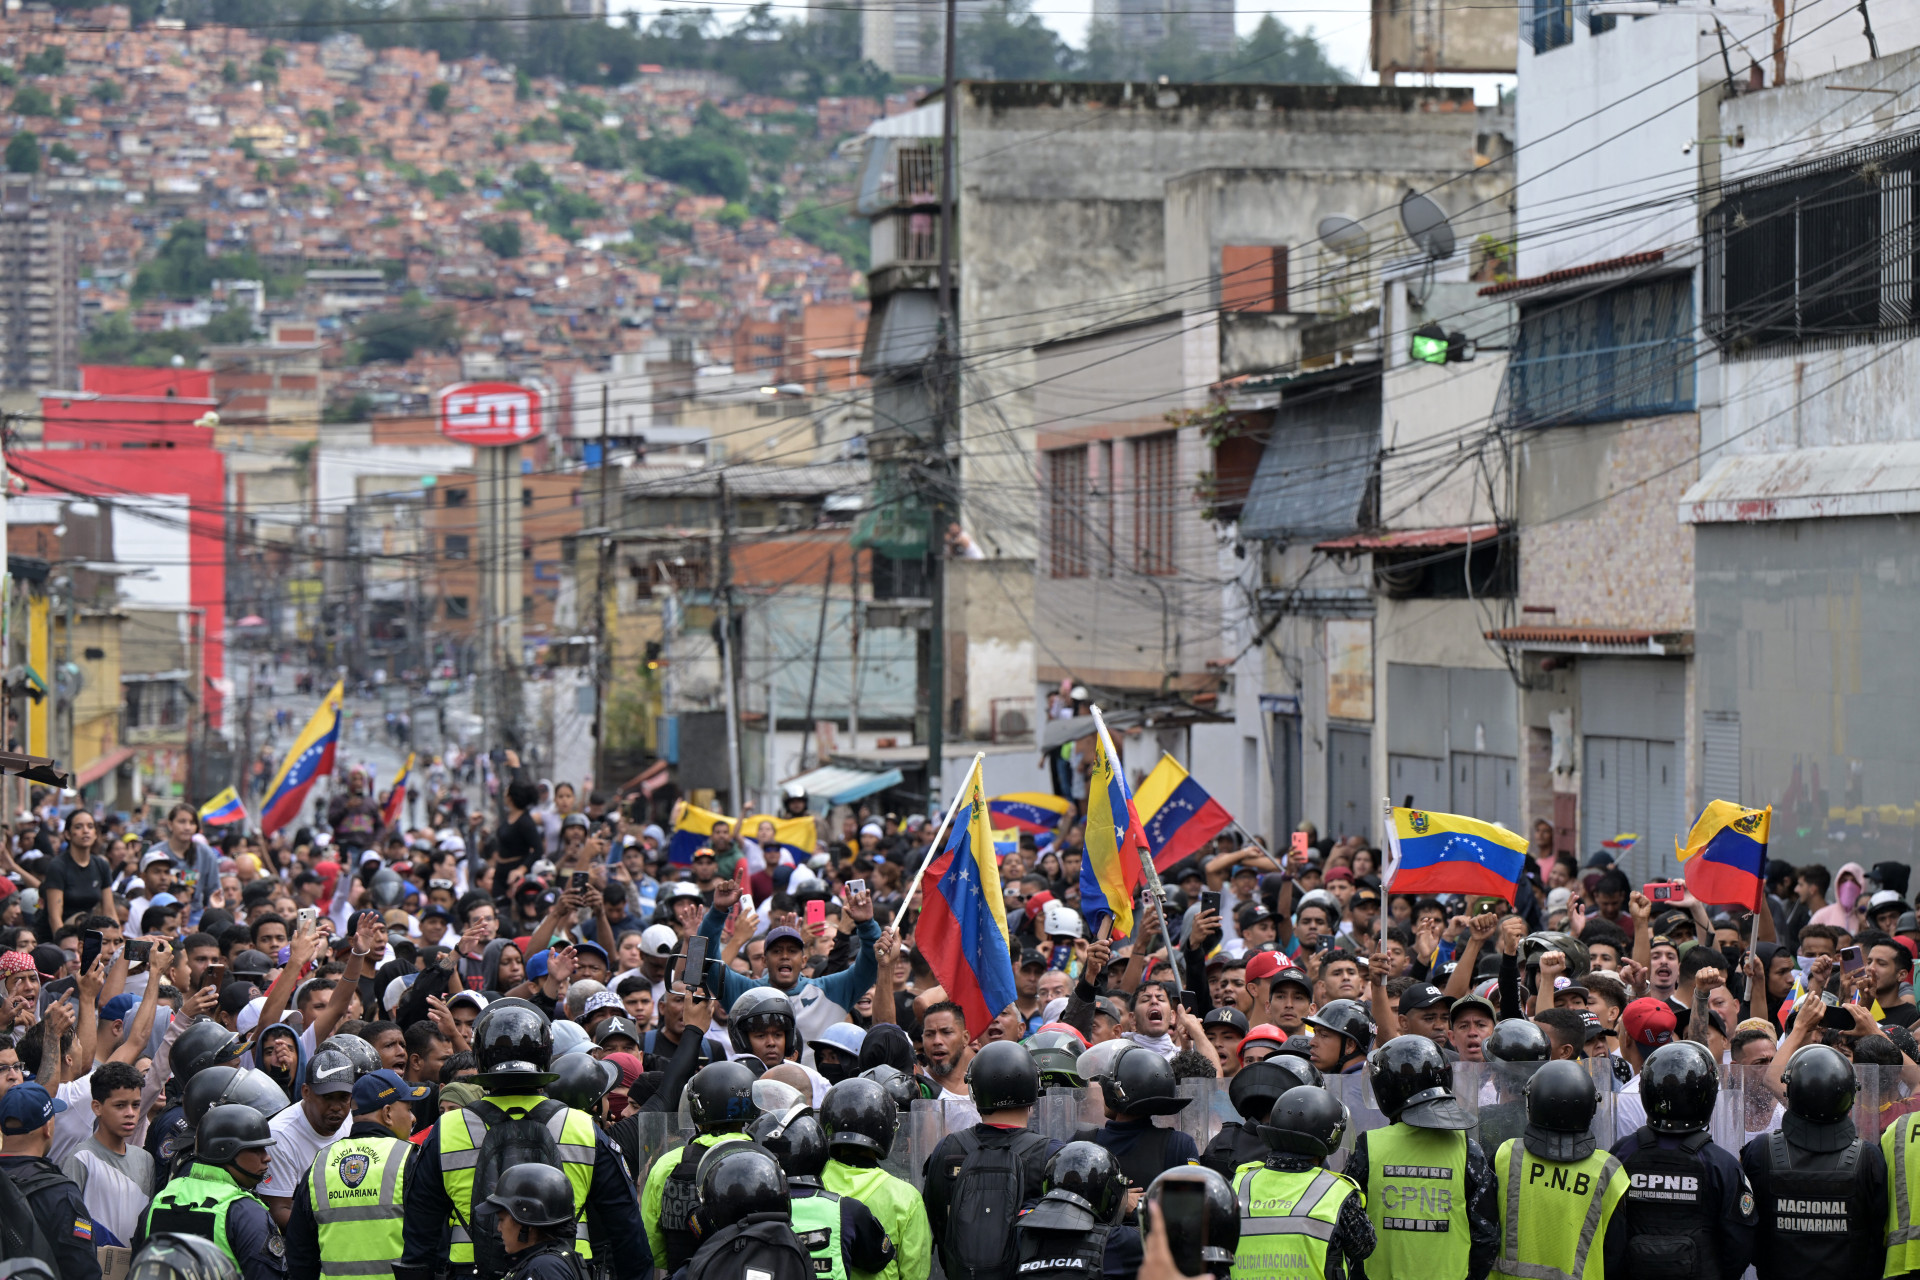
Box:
[4, 132, 37, 175]
[479, 221, 522, 258]
[354, 297, 458, 364]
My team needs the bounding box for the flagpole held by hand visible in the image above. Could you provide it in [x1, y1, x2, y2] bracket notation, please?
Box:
[899, 750, 985, 914]
[1091, 705, 1184, 993]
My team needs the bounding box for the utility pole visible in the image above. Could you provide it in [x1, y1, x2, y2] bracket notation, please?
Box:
[848, 550, 861, 750]
[927, 0, 959, 812]
[799, 552, 834, 770]
[716, 475, 743, 811]
[593, 382, 610, 795]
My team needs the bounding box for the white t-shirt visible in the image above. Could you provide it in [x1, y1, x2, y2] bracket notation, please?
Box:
[48, 1070, 95, 1165]
[258, 1102, 349, 1200]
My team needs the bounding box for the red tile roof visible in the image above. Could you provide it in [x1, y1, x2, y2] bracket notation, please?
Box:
[1316, 523, 1501, 551]
[1477, 250, 1667, 297]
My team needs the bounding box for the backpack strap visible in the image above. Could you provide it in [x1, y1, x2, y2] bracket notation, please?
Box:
[1677, 1131, 1712, 1154]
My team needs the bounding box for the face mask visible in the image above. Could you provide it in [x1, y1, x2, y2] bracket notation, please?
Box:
[604, 1092, 630, 1120]
[1721, 944, 1745, 970]
[1840, 879, 1862, 909]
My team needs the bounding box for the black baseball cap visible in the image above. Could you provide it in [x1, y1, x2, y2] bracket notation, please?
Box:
[1202, 1007, 1250, 1036]
[1397, 983, 1454, 1016]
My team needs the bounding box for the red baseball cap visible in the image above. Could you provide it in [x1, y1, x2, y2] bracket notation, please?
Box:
[1621, 996, 1677, 1049]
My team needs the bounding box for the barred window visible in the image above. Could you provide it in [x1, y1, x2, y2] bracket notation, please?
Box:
[1133, 432, 1179, 577]
[1705, 132, 1918, 352]
[1505, 276, 1695, 427]
[1047, 446, 1089, 579]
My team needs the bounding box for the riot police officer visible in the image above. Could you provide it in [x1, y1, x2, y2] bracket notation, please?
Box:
[820, 1077, 931, 1280]
[396, 1002, 648, 1280]
[135, 1104, 287, 1280]
[1477, 1019, 1552, 1162]
[747, 1099, 896, 1279]
[641, 1060, 758, 1272]
[1088, 1044, 1199, 1217]
[1346, 1036, 1497, 1280]
[923, 1041, 1058, 1280]
[486, 1166, 589, 1280]
[1610, 1042, 1755, 1280]
[1013, 1141, 1129, 1280]
[1302, 1001, 1374, 1076]
[129, 1233, 243, 1280]
[1201, 1060, 1315, 1181]
[148, 1021, 252, 1186]
[682, 1145, 814, 1280]
[1491, 1059, 1629, 1280]
[1741, 1043, 1887, 1280]
[1231, 1087, 1374, 1280]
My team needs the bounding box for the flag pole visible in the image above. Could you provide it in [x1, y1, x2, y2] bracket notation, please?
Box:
[899, 750, 984, 915]
[1091, 706, 1183, 992]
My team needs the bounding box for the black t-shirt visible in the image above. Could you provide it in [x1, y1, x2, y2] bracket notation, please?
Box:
[1880, 1001, 1920, 1029]
[41, 852, 110, 923]
[495, 812, 542, 873]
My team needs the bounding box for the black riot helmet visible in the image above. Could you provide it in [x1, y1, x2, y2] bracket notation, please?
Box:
[182, 1067, 239, 1130]
[859, 1064, 922, 1111]
[1781, 1043, 1858, 1151]
[1302, 999, 1375, 1058]
[1368, 1035, 1472, 1130]
[1270, 1056, 1323, 1092]
[1227, 1060, 1302, 1124]
[1146, 1167, 1240, 1274]
[1640, 1042, 1719, 1135]
[471, 1003, 556, 1089]
[700, 1144, 791, 1231]
[319, 1034, 381, 1080]
[1486, 1018, 1552, 1063]
[190, 1067, 290, 1125]
[547, 1054, 618, 1114]
[728, 988, 797, 1059]
[0, 1263, 54, 1280]
[1523, 1060, 1600, 1162]
[369, 869, 408, 910]
[748, 1109, 830, 1181]
[173, 1021, 246, 1085]
[485, 1165, 577, 1230]
[686, 1060, 760, 1132]
[1103, 1044, 1192, 1118]
[966, 1040, 1040, 1112]
[195, 1103, 277, 1176]
[128, 1233, 241, 1280]
[1259, 1086, 1348, 1159]
[821, 1077, 899, 1163]
[1040, 1140, 1126, 1224]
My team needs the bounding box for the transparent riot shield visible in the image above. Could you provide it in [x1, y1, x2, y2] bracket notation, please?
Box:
[628, 1108, 692, 1194]
[904, 1097, 978, 1187]
[1033, 1086, 1090, 1143]
[1173, 1077, 1234, 1151]
[1320, 1071, 1389, 1173]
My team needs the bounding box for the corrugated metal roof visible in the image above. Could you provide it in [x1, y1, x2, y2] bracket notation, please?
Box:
[1478, 250, 1667, 297]
[1487, 626, 1692, 655]
[1679, 443, 1920, 524]
[1316, 524, 1500, 551]
[1239, 370, 1380, 544]
[620, 461, 870, 499]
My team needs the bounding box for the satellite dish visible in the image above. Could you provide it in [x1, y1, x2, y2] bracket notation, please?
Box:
[1317, 214, 1370, 259]
[1399, 191, 1457, 261]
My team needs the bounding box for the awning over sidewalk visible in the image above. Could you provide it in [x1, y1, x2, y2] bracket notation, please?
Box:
[784, 763, 905, 806]
[1487, 626, 1692, 656]
[75, 745, 136, 789]
[1316, 524, 1501, 552]
[1679, 443, 1920, 524]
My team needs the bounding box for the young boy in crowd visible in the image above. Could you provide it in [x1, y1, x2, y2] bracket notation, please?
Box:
[60, 1060, 153, 1249]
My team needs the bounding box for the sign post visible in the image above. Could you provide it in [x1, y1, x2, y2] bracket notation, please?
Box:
[438, 383, 543, 751]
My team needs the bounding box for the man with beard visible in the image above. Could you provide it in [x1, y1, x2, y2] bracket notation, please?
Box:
[920, 1002, 974, 1099]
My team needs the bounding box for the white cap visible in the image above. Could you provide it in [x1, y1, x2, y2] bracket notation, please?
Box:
[1872, 889, 1905, 908]
[859, 822, 884, 839]
[236, 996, 268, 1036]
[641, 924, 678, 957]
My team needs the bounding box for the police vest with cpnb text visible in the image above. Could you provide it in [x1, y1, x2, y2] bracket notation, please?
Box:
[310, 1133, 411, 1280]
[1616, 1129, 1726, 1280]
[1231, 1165, 1357, 1280]
[1491, 1141, 1628, 1280]
[1363, 1124, 1470, 1280]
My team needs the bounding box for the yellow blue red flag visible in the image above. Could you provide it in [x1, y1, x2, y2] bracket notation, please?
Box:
[1384, 805, 1528, 899]
[1676, 801, 1769, 908]
[742, 813, 818, 868]
[670, 801, 736, 867]
[918, 756, 1018, 1034]
[198, 787, 245, 827]
[1079, 708, 1146, 936]
[260, 680, 342, 836]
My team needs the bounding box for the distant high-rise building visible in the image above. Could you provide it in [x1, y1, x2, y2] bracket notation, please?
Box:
[1092, 0, 1235, 55]
[0, 177, 76, 395]
[861, 0, 994, 79]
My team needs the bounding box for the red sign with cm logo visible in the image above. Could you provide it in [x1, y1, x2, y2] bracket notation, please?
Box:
[437, 382, 542, 446]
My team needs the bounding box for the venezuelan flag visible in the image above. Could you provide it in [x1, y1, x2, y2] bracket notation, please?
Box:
[988, 792, 1074, 835]
[1079, 709, 1146, 936]
[382, 754, 413, 830]
[992, 827, 1019, 860]
[743, 813, 817, 867]
[1677, 800, 1770, 909]
[669, 801, 736, 867]
[259, 681, 343, 836]
[1135, 755, 1233, 872]
[198, 787, 245, 828]
[917, 757, 1019, 1034]
[1384, 804, 1527, 899]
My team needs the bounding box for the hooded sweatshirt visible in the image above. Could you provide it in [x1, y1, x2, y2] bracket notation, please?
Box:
[247, 1019, 309, 1104]
[1811, 860, 1866, 933]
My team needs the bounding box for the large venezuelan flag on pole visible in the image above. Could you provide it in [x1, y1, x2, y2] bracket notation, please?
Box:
[988, 792, 1074, 835]
[1383, 803, 1527, 900]
[260, 680, 343, 836]
[1135, 755, 1234, 872]
[1677, 801, 1770, 909]
[1078, 707, 1147, 937]
[917, 756, 1020, 1034]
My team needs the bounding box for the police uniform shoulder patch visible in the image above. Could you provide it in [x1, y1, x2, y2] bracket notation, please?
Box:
[268, 1232, 286, 1258]
[1740, 1190, 1754, 1218]
[338, 1153, 372, 1189]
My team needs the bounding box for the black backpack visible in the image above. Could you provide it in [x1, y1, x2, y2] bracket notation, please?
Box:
[684, 1212, 815, 1280]
[942, 1129, 1053, 1280]
[2, 1161, 71, 1271]
[461, 1099, 572, 1279]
